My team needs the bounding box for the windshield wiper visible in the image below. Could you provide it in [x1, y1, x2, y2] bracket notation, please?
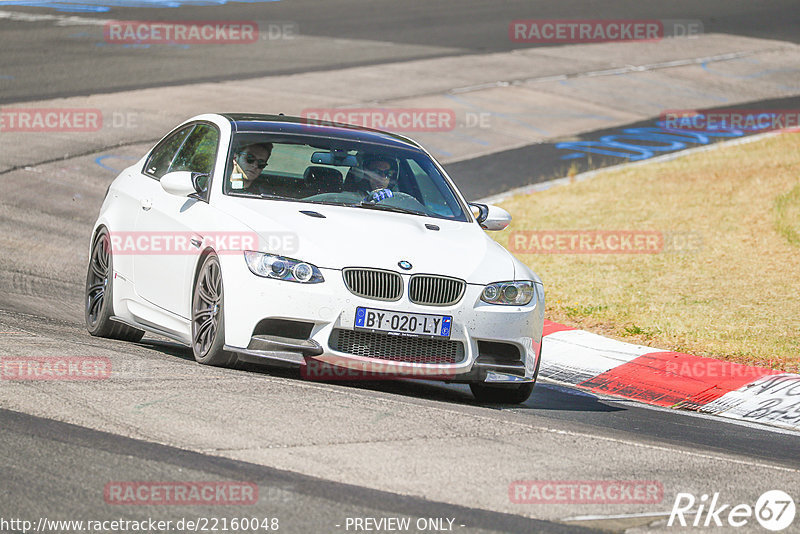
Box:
[228, 192, 422, 216]
[228, 191, 289, 200]
[295, 199, 350, 206]
[357, 201, 423, 216]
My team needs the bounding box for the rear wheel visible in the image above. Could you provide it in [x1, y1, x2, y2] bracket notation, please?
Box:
[191, 254, 237, 367]
[469, 382, 534, 404]
[85, 228, 145, 342]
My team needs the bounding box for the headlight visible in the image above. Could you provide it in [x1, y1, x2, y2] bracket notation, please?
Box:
[481, 281, 535, 306]
[244, 251, 324, 283]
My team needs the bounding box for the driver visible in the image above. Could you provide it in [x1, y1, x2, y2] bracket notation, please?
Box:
[231, 142, 273, 191]
[360, 154, 399, 202]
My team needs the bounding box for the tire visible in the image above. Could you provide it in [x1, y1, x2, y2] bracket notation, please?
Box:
[191, 253, 237, 367]
[85, 228, 145, 342]
[470, 344, 541, 404]
[469, 382, 535, 404]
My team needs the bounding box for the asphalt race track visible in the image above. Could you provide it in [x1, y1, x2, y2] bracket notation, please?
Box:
[1, 2, 799, 533]
[1, 0, 799, 103]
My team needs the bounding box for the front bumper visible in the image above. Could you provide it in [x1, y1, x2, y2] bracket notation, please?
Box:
[220, 255, 544, 382]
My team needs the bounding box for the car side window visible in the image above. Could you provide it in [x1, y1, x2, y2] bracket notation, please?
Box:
[169, 124, 220, 176]
[143, 125, 193, 179]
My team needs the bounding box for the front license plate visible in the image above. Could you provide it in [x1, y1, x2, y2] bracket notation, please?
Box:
[354, 307, 452, 338]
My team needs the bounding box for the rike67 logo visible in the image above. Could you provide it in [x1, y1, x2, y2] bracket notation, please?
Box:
[669, 490, 795, 531]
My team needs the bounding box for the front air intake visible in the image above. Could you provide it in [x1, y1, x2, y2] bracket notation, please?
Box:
[329, 329, 464, 364]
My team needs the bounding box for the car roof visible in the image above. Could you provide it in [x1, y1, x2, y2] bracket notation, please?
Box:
[220, 113, 423, 150]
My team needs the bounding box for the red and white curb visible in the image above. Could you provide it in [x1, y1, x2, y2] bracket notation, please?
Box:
[478, 131, 799, 431]
[540, 320, 800, 432]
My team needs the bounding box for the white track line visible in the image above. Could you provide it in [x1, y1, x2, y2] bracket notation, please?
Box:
[538, 380, 800, 438]
[562, 511, 673, 522]
[0, 10, 109, 26]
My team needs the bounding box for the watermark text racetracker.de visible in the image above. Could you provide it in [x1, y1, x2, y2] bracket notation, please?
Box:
[302, 356, 459, 381]
[103, 231, 299, 256]
[103, 20, 297, 44]
[0, 108, 139, 132]
[508, 230, 703, 255]
[509, 19, 703, 43]
[664, 360, 790, 381]
[509, 480, 663, 504]
[662, 109, 800, 132]
[302, 108, 457, 132]
[1, 357, 111, 381]
[0, 108, 102, 132]
[104, 481, 257, 506]
[0, 107, 485, 133]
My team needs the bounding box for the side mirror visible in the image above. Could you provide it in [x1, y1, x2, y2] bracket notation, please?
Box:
[161, 171, 208, 197]
[469, 202, 511, 231]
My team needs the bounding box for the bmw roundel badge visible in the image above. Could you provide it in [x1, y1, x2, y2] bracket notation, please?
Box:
[398, 260, 412, 270]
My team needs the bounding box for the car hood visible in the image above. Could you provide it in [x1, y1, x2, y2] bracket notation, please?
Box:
[220, 199, 517, 284]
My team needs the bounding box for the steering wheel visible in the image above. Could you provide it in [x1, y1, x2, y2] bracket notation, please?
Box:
[362, 188, 394, 203]
[363, 189, 421, 203]
[388, 191, 419, 202]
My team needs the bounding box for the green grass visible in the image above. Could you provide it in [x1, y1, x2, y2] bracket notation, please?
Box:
[492, 132, 800, 370]
[775, 183, 800, 246]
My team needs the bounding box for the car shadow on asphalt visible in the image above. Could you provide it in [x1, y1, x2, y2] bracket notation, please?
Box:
[138, 339, 624, 413]
[137, 338, 196, 361]
[236, 360, 626, 413]
[524, 383, 625, 413]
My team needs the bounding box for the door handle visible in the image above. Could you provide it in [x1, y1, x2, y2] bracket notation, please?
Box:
[140, 198, 152, 211]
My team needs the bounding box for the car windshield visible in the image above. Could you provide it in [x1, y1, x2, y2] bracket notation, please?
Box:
[224, 134, 468, 221]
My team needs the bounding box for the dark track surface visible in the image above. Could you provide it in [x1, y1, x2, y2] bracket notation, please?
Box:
[1, 2, 799, 532]
[445, 94, 800, 200]
[0, 0, 799, 103]
[0, 407, 597, 534]
[2, 307, 799, 531]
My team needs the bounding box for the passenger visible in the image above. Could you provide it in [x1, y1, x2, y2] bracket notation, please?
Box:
[231, 142, 273, 191]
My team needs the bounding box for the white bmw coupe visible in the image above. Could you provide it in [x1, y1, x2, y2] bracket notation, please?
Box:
[86, 114, 545, 403]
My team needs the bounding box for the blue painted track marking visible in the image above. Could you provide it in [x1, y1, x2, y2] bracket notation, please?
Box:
[556, 124, 745, 161]
[0, 0, 279, 13]
[95, 154, 137, 173]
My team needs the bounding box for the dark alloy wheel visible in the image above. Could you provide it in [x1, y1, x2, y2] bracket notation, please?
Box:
[191, 254, 237, 367]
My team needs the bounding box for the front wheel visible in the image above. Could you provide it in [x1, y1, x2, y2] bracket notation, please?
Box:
[191, 254, 237, 367]
[469, 382, 535, 404]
